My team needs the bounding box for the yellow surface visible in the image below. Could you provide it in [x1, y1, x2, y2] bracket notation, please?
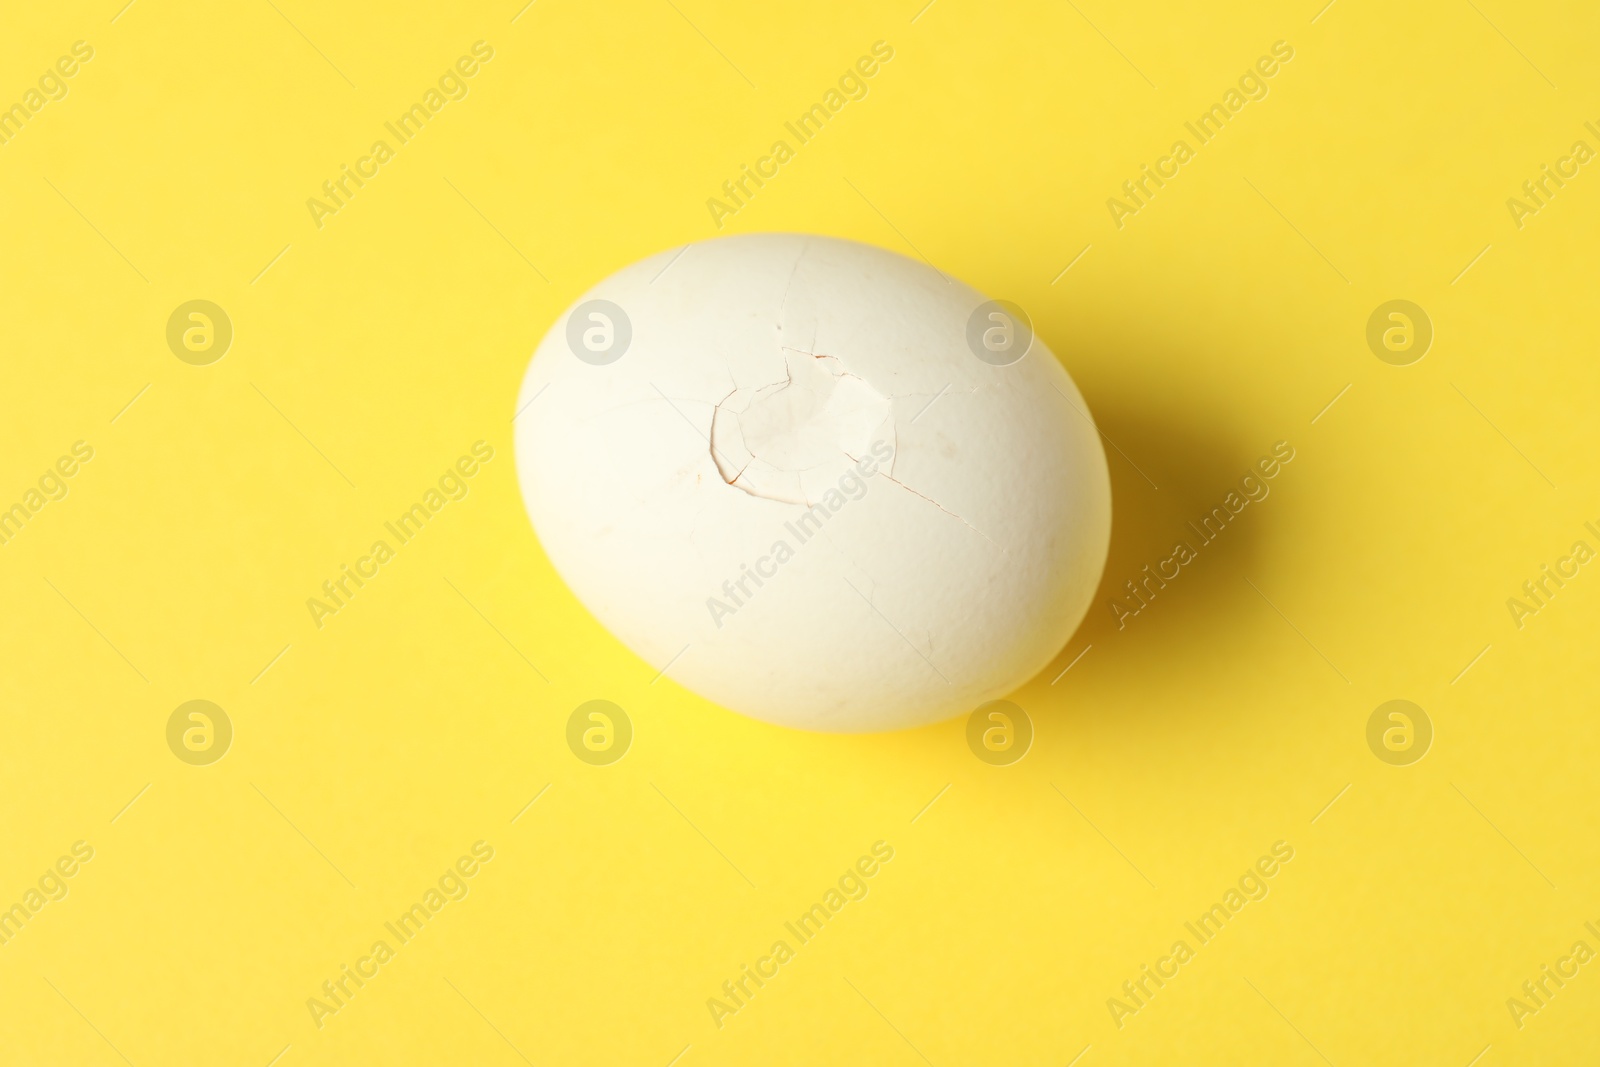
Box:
[2, 1, 1597, 1064]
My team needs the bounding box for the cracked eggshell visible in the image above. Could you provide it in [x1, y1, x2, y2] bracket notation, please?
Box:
[515, 233, 1110, 733]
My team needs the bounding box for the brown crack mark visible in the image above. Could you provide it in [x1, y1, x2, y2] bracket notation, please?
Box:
[708, 383, 754, 489]
[777, 348, 889, 400]
[775, 239, 810, 327]
[706, 384, 759, 489]
[848, 451, 1004, 551]
[711, 349, 890, 503]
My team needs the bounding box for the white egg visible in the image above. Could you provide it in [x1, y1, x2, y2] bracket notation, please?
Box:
[515, 234, 1110, 733]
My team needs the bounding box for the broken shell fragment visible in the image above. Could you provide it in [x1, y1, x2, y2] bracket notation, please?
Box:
[514, 233, 1110, 733]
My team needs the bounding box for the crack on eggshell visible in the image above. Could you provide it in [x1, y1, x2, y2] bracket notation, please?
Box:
[849, 453, 1003, 550]
[776, 239, 809, 324]
[710, 349, 896, 505]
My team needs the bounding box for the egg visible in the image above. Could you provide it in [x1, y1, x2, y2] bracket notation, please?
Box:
[515, 234, 1110, 733]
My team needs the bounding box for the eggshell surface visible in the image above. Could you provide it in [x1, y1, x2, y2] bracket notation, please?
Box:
[515, 234, 1110, 732]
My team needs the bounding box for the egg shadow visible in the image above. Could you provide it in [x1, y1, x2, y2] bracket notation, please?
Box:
[1022, 340, 1282, 701]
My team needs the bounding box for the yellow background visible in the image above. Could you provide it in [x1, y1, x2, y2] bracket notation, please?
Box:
[2, 0, 1597, 1063]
